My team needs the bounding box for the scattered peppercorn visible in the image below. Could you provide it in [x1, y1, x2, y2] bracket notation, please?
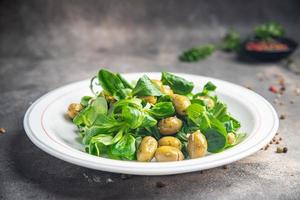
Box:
[276, 147, 284, 153]
[269, 86, 278, 93]
[279, 137, 282, 141]
[279, 114, 286, 120]
[0, 128, 6, 134]
[156, 181, 166, 188]
[283, 147, 288, 153]
[276, 133, 279, 136]
[276, 141, 279, 144]
[223, 165, 228, 169]
[269, 141, 273, 144]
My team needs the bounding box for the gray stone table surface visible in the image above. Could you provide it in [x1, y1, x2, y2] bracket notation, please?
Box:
[0, 1, 300, 199]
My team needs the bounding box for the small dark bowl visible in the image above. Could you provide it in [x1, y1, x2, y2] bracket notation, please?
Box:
[241, 37, 298, 62]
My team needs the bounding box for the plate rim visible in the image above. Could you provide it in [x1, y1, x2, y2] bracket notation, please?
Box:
[23, 72, 279, 175]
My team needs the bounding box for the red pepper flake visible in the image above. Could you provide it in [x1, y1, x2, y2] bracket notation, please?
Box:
[269, 86, 278, 93]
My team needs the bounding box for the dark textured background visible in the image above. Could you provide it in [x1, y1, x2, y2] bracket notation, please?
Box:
[0, 1, 300, 199]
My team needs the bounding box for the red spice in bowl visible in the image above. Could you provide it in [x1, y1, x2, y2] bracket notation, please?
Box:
[246, 41, 289, 52]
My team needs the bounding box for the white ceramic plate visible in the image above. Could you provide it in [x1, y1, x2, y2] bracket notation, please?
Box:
[24, 73, 278, 175]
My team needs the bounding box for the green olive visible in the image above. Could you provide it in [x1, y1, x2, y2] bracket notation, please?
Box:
[141, 96, 157, 105]
[137, 136, 158, 162]
[158, 117, 183, 135]
[158, 136, 182, 150]
[197, 96, 215, 109]
[227, 132, 236, 145]
[172, 94, 191, 115]
[67, 103, 83, 119]
[155, 146, 184, 162]
[187, 130, 208, 159]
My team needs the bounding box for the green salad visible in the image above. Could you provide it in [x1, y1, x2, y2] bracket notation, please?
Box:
[67, 69, 246, 162]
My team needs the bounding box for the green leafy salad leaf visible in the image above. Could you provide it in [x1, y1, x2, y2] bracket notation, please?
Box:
[132, 75, 162, 97]
[255, 22, 285, 40]
[161, 72, 194, 95]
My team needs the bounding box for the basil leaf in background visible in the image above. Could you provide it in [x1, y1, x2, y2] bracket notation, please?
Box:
[161, 72, 194, 95]
[255, 22, 285, 40]
[98, 69, 128, 99]
[80, 96, 92, 107]
[132, 75, 162, 97]
[116, 73, 133, 89]
[148, 102, 175, 119]
[221, 30, 241, 52]
[203, 128, 227, 153]
[179, 44, 215, 62]
[110, 134, 136, 160]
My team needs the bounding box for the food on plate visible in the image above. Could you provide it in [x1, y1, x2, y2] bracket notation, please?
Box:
[67, 69, 246, 161]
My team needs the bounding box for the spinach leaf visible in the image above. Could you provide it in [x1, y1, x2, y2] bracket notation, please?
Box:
[203, 128, 227, 153]
[98, 69, 129, 99]
[116, 73, 133, 89]
[157, 95, 172, 103]
[80, 96, 92, 107]
[110, 134, 136, 160]
[132, 75, 162, 97]
[186, 103, 205, 122]
[73, 96, 108, 126]
[161, 72, 194, 95]
[211, 101, 227, 120]
[148, 102, 175, 119]
[122, 106, 145, 129]
[194, 81, 217, 97]
[140, 114, 157, 127]
[83, 114, 124, 144]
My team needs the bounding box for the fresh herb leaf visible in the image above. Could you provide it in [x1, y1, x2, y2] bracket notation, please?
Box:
[221, 30, 241, 51]
[73, 97, 108, 126]
[148, 102, 175, 119]
[179, 44, 215, 62]
[203, 128, 227, 153]
[255, 22, 285, 40]
[80, 96, 92, 107]
[110, 134, 136, 160]
[132, 75, 162, 97]
[116, 73, 133, 89]
[161, 72, 194, 95]
[98, 69, 129, 99]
